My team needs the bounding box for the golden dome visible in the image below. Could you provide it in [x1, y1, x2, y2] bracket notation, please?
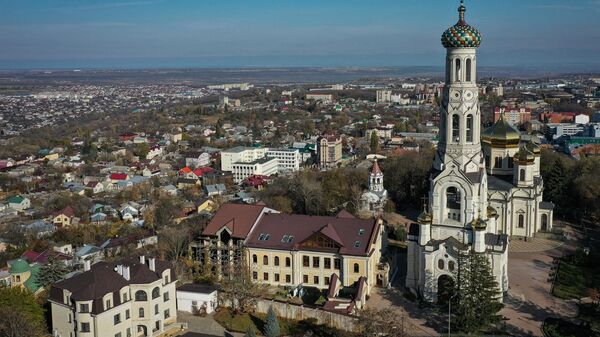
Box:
[417, 211, 432, 225]
[514, 146, 535, 164]
[469, 217, 487, 230]
[482, 115, 521, 148]
[487, 206, 498, 218]
[525, 141, 541, 155]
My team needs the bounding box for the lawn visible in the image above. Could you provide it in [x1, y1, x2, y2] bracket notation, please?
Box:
[213, 308, 354, 337]
[552, 249, 600, 300]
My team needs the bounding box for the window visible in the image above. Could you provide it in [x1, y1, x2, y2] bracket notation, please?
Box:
[114, 313, 121, 324]
[274, 273, 280, 282]
[252, 254, 257, 264]
[81, 323, 90, 333]
[325, 277, 330, 285]
[303, 256, 309, 267]
[452, 114, 460, 142]
[122, 292, 128, 302]
[263, 255, 269, 265]
[520, 169, 526, 181]
[106, 299, 112, 310]
[164, 275, 169, 284]
[518, 214, 525, 228]
[334, 258, 341, 270]
[438, 259, 445, 270]
[508, 157, 514, 169]
[252, 271, 257, 280]
[263, 273, 269, 281]
[446, 187, 461, 211]
[324, 258, 331, 269]
[285, 257, 291, 267]
[455, 58, 461, 82]
[466, 58, 472, 82]
[139, 308, 145, 318]
[154, 321, 160, 332]
[495, 157, 502, 169]
[125, 309, 130, 319]
[154, 304, 159, 315]
[80, 303, 90, 313]
[466, 115, 473, 142]
[314, 276, 319, 284]
[15, 275, 20, 282]
[485, 155, 490, 168]
[313, 257, 320, 268]
[135, 290, 147, 301]
[353, 263, 359, 273]
[274, 256, 279, 266]
[449, 261, 455, 272]
[127, 328, 131, 337]
[164, 309, 170, 319]
[358, 228, 365, 236]
[152, 287, 160, 299]
[286, 274, 291, 283]
[354, 241, 360, 248]
[115, 333, 121, 337]
[303, 275, 308, 283]
[68, 313, 72, 323]
[163, 292, 169, 302]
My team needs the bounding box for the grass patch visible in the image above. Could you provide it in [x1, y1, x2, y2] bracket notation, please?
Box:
[214, 308, 354, 337]
[553, 251, 600, 300]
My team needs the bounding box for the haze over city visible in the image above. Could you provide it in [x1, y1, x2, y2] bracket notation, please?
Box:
[1, 0, 600, 69]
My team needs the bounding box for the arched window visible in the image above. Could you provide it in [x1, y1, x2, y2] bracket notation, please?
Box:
[520, 169, 526, 181]
[518, 214, 525, 228]
[152, 287, 160, 299]
[135, 290, 147, 301]
[285, 257, 291, 267]
[452, 115, 460, 142]
[252, 254, 257, 264]
[466, 58, 472, 82]
[446, 58, 451, 82]
[263, 255, 268, 265]
[455, 58, 462, 82]
[466, 114, 473, 142]
[446, 187, 461, 210]
[438, 259, 445, 270]
[448, 261, 455, 272]
[353, 263, 359, 273]
[139, 308, 144, 318]
[274, 256, 279, 266]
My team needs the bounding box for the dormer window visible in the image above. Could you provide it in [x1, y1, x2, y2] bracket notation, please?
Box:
[354, 241, 360, 248]
[358, 229, 365, 236]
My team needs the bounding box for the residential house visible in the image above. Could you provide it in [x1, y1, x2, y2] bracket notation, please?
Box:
[7, 195, 31, 211]
[49, 256, 178, 337]
[176, 283, 218, 315]
[203, 184, 226, 197]
[53, 207, 76, 228]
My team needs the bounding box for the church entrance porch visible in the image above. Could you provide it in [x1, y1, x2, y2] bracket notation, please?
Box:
[437, 274, 455, 306]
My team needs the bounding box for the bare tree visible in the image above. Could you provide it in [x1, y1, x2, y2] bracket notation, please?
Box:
[217, 257, 261, 313]
[356, 308, 411, 337]
[0, 307, 45, 337]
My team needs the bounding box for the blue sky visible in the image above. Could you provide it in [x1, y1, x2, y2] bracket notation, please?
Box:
[0, 0, 599, 69]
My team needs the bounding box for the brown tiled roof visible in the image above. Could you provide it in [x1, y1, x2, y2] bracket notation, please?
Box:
[201, 203, 267, 239]
[335, 209, 355, 219]
[49, 257, 174, 315]
[371, 160, 382, 175]
[246, 213, 377, 256]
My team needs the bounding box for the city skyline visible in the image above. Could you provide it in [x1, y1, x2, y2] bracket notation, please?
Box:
[1, 0, 600, 70]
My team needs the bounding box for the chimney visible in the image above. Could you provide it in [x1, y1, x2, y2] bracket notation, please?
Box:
[83, 259, 91, 272]
[123, 266, 131, 281]
[139, 255, 146, 264]
[148, 257, 156, 272]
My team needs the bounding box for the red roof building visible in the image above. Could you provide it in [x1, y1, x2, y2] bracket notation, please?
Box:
[110, 173, 128, 181]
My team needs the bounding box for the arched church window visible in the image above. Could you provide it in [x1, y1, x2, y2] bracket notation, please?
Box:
[452, 115, 460, 142]
[455, 59, 461, 82]
[494, 157, 502, 169]
[466, 115, 473, 142]
[438, 259, 445, 270]
[446, 187, 461, 211]
[518, 214, 524, 228]
[448, 261, 455, 271]
[446, 58, 451, 83]
[520, 169, 525, 181]
[466, 58, 472, 82]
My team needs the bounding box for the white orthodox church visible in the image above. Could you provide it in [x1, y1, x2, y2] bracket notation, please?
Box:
[406, 2, 554, 302]
[360, 160, 388, 216]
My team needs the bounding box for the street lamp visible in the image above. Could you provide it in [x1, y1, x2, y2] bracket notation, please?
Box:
[448, 292, 458, 336]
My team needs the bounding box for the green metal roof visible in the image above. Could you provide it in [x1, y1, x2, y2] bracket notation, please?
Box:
[10, 259, 30, 274]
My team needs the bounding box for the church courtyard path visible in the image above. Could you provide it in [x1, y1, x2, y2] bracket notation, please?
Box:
[501, 237, 578, 336]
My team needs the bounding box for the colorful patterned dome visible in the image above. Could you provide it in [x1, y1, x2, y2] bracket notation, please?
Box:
[441, 1, 482, 48]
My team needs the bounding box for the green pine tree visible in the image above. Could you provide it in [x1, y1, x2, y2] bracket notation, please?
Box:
[263, 305, 280, 337]
[37, 252, 69, 288]
[244, 326, 257, 337]
[369, 131, 379, 153]
[451, 251, 504, 333]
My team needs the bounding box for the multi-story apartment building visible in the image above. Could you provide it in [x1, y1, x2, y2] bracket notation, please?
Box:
[316, 135, 343, 169]
[376, 90, 392, 103]
[49, 256, 178, 337]
[494, 107, 531, 126]
[265, 148, 300, 172]
[220, 146, 268, 172]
